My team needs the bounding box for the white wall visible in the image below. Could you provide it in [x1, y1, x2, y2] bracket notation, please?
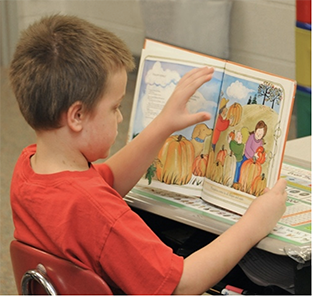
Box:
[229, 0, 296, 79]
[61, 0, 145, 56]
[2, 0, 296, 80]
[2, 0, 145, 61]
[15, 0, 66, 22]
[1, 0, 19, 67]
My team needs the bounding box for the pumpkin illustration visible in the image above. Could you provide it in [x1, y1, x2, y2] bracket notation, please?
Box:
[156, 135, 195, 185]
[216, 144, 227, 166]
[222, 151, 237, 187]
[205, 149, 216, 179]
[250, 173, 267, 196]
[192, 154, 209, 177]
[227, 102, 243, 126]
[232, 182, 242, 190]
[209, 161, 223, 183]
[256, 146, 266, 164]
[239, 156, 262, 193]
[228, 130, 235, 141]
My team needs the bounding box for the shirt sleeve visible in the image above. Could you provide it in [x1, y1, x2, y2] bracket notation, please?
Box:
[99, 209, 184, 295]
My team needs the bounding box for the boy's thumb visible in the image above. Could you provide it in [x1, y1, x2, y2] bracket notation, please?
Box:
[188, 112, 211, 127]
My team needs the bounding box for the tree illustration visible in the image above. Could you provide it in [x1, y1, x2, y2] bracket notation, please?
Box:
[251, 94, 257, 104]
[247, 96, 252, 104]
[257, 81, 273, 105]
[269, 87, 283, 109]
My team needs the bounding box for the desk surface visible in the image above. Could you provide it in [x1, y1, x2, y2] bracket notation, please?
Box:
[125, 137, 312, 256]
[283, 136, 311, 168]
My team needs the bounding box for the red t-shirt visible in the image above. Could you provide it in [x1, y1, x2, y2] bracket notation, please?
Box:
[10, 145, 183, 295]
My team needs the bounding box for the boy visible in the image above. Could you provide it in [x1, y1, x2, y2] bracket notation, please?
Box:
[9, 15, 287, 295]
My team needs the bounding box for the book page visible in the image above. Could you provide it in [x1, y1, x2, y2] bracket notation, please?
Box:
[127, 43, 226, 196]
[202, 62, 296, 214]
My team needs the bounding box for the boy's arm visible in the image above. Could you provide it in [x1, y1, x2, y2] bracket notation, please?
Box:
[173, 178, 287, 295]
[106, 67, 214, 197]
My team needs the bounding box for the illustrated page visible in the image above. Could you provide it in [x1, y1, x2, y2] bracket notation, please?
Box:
[202, 62, 296, 214]
[127, 47, 225, 196]
[127, 39, 296, 215]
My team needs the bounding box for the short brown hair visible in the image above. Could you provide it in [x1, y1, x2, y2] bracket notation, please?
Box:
[9, 14, 135, 130]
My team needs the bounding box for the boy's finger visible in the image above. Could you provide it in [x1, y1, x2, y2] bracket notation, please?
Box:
[261, 178, 286, 195]
[274, 178, 287, 193]
[263, 187, 270, 194]
[179, 67, 214, 86]
[184, 112, 211, 128]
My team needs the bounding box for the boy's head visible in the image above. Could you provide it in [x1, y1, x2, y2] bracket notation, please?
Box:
[9, 14, 135, 130]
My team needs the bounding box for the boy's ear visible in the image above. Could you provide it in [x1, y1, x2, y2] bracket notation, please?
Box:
[67, 101, 85, 132]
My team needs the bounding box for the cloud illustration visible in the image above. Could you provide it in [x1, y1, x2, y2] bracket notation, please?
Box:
[226, 80, 254, 100]
[141, 62, 180, 127]
[145, 61, 181, 86]
[187, 91, 211, 113]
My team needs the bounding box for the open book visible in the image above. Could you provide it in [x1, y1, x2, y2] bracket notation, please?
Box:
[127, 39, 296, 215]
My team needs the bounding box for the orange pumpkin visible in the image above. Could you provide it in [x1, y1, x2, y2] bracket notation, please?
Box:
[232, 182, 242, 190]
[192, 154, 209, 177]
[229, 130, 235, 140]
[256, 146, 266, 164]
[156, 135, 195, 185]
[250, 173, 267, 196]
[216, 145, 227, 166]
[239, 157, 262, 193]
[227, 103, 242, 126]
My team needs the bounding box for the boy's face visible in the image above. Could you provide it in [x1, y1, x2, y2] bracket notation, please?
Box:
[81, 68, 127, 162]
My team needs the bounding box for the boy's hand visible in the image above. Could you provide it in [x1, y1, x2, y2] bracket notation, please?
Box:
[243, 178, 287, 238]
[108, 67, 214, 197]
[158, 67, 214, 134]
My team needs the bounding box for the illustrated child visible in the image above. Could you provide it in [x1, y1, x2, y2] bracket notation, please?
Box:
[229, 130, 244, 183]
[242, 120, 267, 163]
[9, 15, 286, 295]
[211, 97, 231, 151]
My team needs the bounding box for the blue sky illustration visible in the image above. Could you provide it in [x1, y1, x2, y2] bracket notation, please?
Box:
[131, 59, 281, 140]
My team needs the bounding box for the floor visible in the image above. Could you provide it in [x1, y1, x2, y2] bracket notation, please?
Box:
[0, 65, 297, 295]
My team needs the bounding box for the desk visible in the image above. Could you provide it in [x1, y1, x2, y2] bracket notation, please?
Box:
[125, 136, 311, 256]
[283, 136, 311, 168]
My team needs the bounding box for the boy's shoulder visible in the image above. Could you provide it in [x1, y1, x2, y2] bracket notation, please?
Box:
[22, 144, 37, 155]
